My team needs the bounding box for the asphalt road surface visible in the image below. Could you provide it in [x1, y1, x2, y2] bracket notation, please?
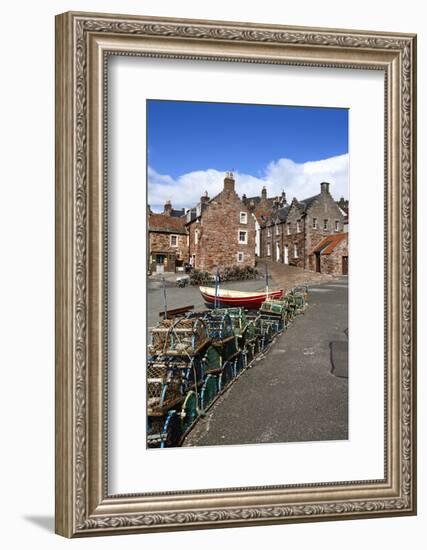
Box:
[183, 278, 349, 447]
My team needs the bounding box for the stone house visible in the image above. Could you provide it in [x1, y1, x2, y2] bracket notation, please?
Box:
[148, 202, 188, 273]
[186, 173, 256, 272]
[261, 182, 346, 271]
[309, 233, 348, 275]
[242, 188, 286, 257]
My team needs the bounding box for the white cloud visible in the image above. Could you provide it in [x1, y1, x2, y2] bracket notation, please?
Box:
[148, 154, 349, 211]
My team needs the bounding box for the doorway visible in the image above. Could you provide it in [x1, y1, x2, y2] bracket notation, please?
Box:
[342, 256, 348, 275]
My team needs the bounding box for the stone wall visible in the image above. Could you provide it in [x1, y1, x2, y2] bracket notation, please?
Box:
[304, 194, 345, 263]
[259, 184, 346, 271]
[320, 236, 348, 275]
[149, 231, 188, 272]
[189, 187, 255, 272]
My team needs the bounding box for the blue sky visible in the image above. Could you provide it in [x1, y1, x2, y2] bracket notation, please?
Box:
[147, 100, 349, 210]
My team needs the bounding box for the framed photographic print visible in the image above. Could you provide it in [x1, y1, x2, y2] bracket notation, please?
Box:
[55, 11, 417, 537]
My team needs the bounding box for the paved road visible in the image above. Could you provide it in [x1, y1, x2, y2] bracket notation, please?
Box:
[183, 278, 348, 447]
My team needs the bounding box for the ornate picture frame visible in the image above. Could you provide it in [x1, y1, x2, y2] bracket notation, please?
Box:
[55, 11, 416, 537]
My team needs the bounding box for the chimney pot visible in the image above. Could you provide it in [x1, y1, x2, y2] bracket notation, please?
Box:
[224, 172, 235, 192]
[320, 182, 330, 194]
[164, 200, 172, 215]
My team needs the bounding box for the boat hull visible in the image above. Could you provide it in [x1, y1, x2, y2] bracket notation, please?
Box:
[200, 287, 283, 309]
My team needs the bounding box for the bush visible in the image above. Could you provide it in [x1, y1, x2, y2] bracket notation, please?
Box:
[189, 269, 212, 286]
[220, 265, 260, 282]
[190, 265, 260, 285]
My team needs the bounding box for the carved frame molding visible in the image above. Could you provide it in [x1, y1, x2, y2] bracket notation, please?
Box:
[55, 12, 416, 537]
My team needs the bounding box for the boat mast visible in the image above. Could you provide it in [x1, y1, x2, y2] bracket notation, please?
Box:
[265, 263, 269, 301]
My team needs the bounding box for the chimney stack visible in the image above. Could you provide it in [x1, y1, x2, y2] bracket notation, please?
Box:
[320, 182, 330, 195]
[224, 171, 235, 192]
[163, 199, 172, 215]
[200, 190, 210, 204]
[261, 186, 267, 200]
[281, 190, 287, 204]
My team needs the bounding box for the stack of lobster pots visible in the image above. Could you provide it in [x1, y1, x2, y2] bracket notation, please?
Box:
[146, 285, 308, 448]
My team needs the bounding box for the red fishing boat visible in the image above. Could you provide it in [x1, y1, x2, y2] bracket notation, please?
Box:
[199, 286, 283, 309]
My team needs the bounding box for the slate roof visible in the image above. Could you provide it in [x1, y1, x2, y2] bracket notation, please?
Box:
[148, 213, 187, 234]
[299, 194, 320, 211]
[170, 208, 186, 218]
[311, 233, 347, 255]
[267, 194, 321, 225]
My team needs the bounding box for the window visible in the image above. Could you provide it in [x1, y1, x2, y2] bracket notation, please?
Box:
[275, 223, 280, 235]
[267, 244, 271, 256]
[240, 212, 248, 224]
[267, 227, 271, 237]
[335, 220, 340, 232]
[194, 229, 199, 245]
[287, 223, 291, 235]
[238, 230, 248, 244]
[237, 252, 244, 262]
[170, 234, 178, 247]
[313, 218, 318, 229]
[323, 219, 328, 230]
[294, 243, 298, 258]
[296, 220, 301, 233]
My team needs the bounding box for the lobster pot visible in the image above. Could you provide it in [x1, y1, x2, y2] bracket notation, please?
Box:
[216, 335, 239, 361]
[202, 345, 222, 374]
[234, 351, 245, 374]
[244, 320, 258, 340]
[182, 356, 205, 391]
[214, 307, 248, 337]
[257, 318, 273, 345]
[146, 362, 184, 415]
[203, 311, 234, 340]
[244, 340, 255, 364]
[219, 360, 235, 390]
[260, 313, 284, 333]
[149, 318, 210, 357]
[283, 295, 297, 321]
[291, 287, 307, 313]
[147, 416, 165, 448]
[260, 300, 287, 317]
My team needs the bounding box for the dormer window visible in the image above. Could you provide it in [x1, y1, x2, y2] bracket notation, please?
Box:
[296, 220, 301, 233]
[275, 223, 280, 235]
[287, 223, 291, 235]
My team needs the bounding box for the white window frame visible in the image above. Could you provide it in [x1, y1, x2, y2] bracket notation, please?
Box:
[240, 211, 248, 224]
[194, 229, 199, 245]
[313, 217, 318, 229]
[335, 220, 340, 232]
[237, 251, 244, 263]
[323, 219, 328, 230]
[238, 230, 248, 244]
[267, 227, 271, 237]
[294, 243, 299, 258]
[296, 220, 301, 233]
[287, 223, 291, 235]
[267, 244, 271, 256]
[275, 222, 280, 236]
[170, 234, 178, 247]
